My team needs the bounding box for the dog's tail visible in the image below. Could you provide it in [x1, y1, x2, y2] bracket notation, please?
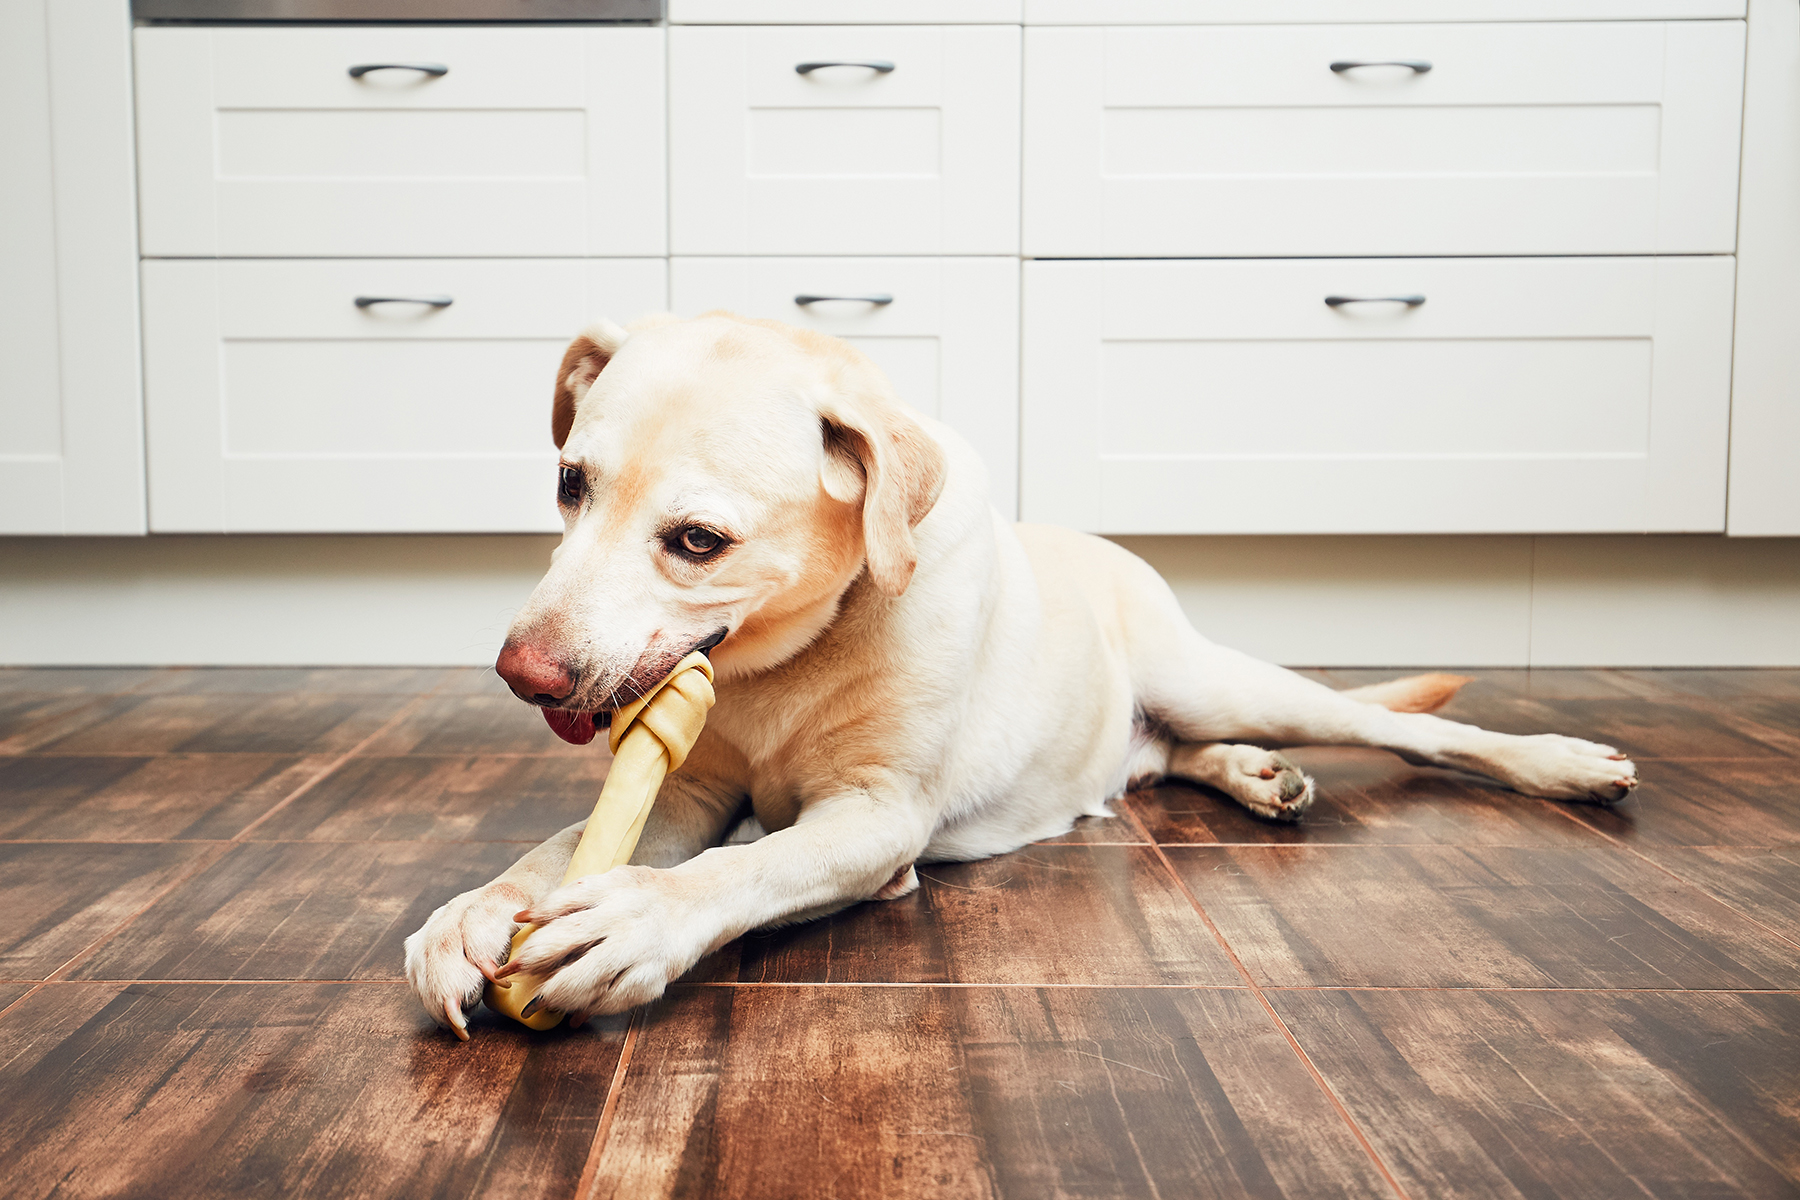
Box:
[1337, 673, 1473, 714]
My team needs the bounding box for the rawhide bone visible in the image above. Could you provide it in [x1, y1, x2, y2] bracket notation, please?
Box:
[484, 650, 716, 1029]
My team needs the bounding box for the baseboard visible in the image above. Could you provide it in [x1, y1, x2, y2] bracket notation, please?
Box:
[2, 532, 1797, 667]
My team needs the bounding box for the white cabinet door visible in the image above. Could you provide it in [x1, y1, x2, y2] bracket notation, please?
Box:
[1022, 257, 1734, 534]
[1727, 0, 1800, 535]
[1024, 21, 1745, 257]
[670, 25, 1019, 254]
[142, 259, 667, 533]
[671, 257, 1019, 515]
[1, 0, 144, 534]
[134, 26, 665, 258]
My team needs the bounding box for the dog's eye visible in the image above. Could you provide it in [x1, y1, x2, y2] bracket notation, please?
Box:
[671, 525, 726, 559]
[557, 465, 584, 508]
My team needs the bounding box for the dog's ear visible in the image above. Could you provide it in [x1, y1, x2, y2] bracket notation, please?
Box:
[551, 319, 629, 448]
[819, 385, 948, 597]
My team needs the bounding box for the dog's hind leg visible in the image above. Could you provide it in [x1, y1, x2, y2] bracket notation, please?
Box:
[1103, 550, 1635, 805]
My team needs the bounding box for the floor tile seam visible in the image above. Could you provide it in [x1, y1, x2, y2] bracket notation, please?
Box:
[0, 838, 538, 848]
[39, 843, 234, 983]
[1147, 840, 1622, 850]
[16, 979, 1800, 996]
[0, 982, 48, 1024]
[668, 982, 1257, 990]
[228, 681, 459, 842]
[1118, 797, 1417, 1200]
[20, 978, 411, 985]
[1540, 803, 1800, 957]
[574, 1010, 642, 1200]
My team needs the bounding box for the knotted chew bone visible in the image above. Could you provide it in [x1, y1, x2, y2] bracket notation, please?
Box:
[484, 650, 716, 1030]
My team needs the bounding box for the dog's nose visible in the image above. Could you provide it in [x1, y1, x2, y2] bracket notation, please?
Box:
[495, 641, 575, 705]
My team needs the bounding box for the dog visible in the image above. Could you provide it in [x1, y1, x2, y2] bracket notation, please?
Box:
[404, 312, 1638, 1037]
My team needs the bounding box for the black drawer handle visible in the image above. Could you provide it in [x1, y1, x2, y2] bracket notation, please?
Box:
[1325, 295, 1426, 308]
[795, 293, 893, 306]
[348, 62, 449, 79]
[355, 295, 454, 309]
[796, 60, 896, 76]
[1330, 60, 1432, 74]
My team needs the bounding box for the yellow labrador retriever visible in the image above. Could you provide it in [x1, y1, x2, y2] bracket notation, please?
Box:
[405, 313, 1637, 1035]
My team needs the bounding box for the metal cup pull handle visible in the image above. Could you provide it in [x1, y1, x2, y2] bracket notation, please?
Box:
[1325, 295, 1426, 308]
[348, 62, 449, 79]
[355, 295, 454, 309]
[795, 60, 896, 76]
[1330, 60, 1432, 74]
[794, 293, 894, 306]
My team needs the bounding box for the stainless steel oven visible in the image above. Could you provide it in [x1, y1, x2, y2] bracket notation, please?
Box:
[132, 0, 658, 20]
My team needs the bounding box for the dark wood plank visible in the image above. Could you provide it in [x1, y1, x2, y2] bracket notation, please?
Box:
[1613, 668, 1800, 701]
[1429, 693, 1800, 760]
[0, 842, 223, 979]
[0, 667, 168, 696]
[72, 841, 522, 981]
[1568, 759, 1800, 847]
[3, 692, 399, 755]
[1273, 989, 1800, 1200]
[358, 694, 591, 756]
[594, 985, 1392, 1200]
[1129, 747, 1608, 847]
[0, 753, 332, 841]
[131, 666, 462, 695]
[690, 845, 1239, 986]
[0, 982, 626, 1200]
[0, 692, 103, 744]
[1165, 845, 1800, 989]
[1644, 847, 1800, 936]
[248, 754, 610, 842]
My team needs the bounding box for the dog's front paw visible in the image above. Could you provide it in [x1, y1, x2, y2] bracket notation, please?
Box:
[497, 865, 707, 1021]
[1489, 734, 1639, 804]
[403, 880, 531, 1040]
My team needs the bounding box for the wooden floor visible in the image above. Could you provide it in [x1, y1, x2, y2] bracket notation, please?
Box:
[1, 666, 1797, 1199]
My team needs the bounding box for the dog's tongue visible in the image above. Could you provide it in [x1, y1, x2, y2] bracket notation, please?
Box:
[542, 709, 598, 745]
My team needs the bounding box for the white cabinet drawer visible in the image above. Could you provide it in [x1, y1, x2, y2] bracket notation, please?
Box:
[1026, 1, 1743, 22]
[670, 26, 1020, 254]
[142, 258, 667, 533]
[671, 257, 1020, 515]
[1022, 257, 1734, 534]
[1024, 21, 1745, 257]
[134, 27, 665, 258]
[674, 1, 1022, 20]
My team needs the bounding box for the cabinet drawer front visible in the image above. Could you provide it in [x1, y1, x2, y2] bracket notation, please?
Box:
[670, 26, 1020, 254]
[670, 257, 1020, 515]
[1025, 21, 1744, 256]
[1022, 257, 1733, 533]
[135, 27, 665, 257]
[142, 259, 668, 533]
[1026, 1, 1743, 22]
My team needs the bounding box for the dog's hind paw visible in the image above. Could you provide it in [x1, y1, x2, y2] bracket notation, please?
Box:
[1239, 751, 1316, 823]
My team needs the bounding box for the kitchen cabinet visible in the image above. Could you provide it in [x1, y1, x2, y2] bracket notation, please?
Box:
[1022, 257, 1736, 533]
[671, 256, 1020, 515]
[670, 25, 1020, 254]
[1024, 21, 1746, 258]
[141, 258, 667, 532]
[1, 0, 145, 534]
[134, 25, 665, 258]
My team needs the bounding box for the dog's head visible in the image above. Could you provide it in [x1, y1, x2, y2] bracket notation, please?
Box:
[496, 313, 947, 743]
